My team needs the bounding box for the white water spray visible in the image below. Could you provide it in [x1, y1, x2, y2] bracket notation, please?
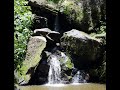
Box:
[47, 52, 87, 84]
[72, 71, 87, 83]
[48, 55, 61, 84]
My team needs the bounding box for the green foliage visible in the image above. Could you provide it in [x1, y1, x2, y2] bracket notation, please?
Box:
[65, 56, 73, 69]
[90, 20, 106, 46]
[14, 0, 34, 70]
[59, 0, 83, 22]
[46, 0, 83, 23]
[59, 52, 74, 70]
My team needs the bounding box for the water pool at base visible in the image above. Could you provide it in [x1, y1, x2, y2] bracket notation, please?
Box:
[19, 83, 106, 90]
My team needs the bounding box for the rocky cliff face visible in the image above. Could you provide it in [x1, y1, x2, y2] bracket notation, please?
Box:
[28, 0, 106, 33]
[15, 0, 106, 86]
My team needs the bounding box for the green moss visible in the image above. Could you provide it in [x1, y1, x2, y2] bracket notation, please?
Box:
[59, 0, 83, 23]
[15, 38, 46, 84]
[23, 41, 45, 69]
[58, 51, 73, 70]
[65, 54, 74, 69]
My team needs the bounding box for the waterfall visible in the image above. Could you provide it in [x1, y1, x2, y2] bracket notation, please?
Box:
[72, 71, 81, 83]
[72, 71, 87, 83]
[54, 15, 60, 32]
[48, 55, 61, 84]
[47, 51, 88, 84]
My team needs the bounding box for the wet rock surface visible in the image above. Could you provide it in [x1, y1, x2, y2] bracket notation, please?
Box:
[60, 29, 104, 69]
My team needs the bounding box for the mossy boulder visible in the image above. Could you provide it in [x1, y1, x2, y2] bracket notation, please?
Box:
[59, 0, 83, 24]
[15, 36, 46, 85]
[60, 29, 104, 69]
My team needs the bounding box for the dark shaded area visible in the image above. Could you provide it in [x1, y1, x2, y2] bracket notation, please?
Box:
[28, 2, 58, 31]
[28, 2, 87, 34]
[28, 50, 49, 85]
[32, 15, 48, 29]
[28, 0, 106, 34]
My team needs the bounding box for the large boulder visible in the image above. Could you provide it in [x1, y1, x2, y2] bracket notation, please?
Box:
[60, 29, 104, 69]
[15, 36, 46, 85]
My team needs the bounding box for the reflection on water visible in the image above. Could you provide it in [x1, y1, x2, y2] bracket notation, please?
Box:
[19, 83, 106, 90]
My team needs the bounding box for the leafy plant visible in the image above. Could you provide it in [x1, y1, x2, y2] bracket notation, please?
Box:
[14, 0, 34, 70]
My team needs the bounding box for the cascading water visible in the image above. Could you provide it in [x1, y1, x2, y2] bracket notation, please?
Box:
[47, 51, 88, 84]
[72, 71, 87, 83]
[72, 71, 81, 83]
[48, 55, 61, 84]
[54, 15, 60, 32]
